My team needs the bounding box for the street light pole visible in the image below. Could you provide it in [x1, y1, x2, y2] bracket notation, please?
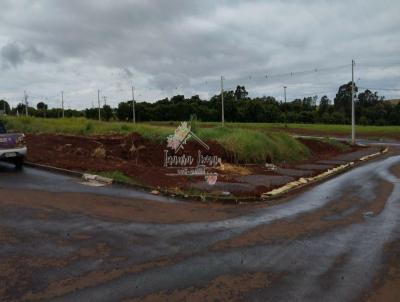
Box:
[24, 90, 28, 116]
[221, 76, 224, 127]
[283, 86, 287, 127]
[132, 85, 136, 124]
[351, 59, 355, 145]
[61, 91, 64, 118]
[97, 89, 101, 121]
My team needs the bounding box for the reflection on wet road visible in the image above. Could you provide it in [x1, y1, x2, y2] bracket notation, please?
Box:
[0, 152, 400, 301]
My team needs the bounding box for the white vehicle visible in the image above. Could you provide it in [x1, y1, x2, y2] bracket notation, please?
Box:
[0, 121, 27, 168]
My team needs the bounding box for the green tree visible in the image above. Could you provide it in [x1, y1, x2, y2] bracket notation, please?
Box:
[0, 100, 11, 114]
[102, 105, 113, 121]
[234, 86, 248, 100]
[36, 102, 48, 110]
[334, 82, 358, 120]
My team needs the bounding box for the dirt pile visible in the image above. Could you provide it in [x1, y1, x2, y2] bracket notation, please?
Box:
[25, 133, 365, 198]
[26, 133, 228, 190]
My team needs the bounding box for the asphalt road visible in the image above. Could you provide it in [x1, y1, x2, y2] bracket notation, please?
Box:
[1, 150, 400, 301]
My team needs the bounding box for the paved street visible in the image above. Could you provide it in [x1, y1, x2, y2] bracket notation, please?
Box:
[1, 149, 400, 301]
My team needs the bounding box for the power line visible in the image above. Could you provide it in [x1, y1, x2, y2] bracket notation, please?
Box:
[358, 87, 400, 91]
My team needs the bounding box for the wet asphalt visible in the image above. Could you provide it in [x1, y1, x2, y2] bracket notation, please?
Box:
[1, 152, 400, 301]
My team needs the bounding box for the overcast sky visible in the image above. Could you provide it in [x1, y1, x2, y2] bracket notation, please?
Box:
[0, 0, 399, 109]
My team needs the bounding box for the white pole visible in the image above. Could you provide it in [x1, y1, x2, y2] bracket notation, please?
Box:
[24, 90, 28, 116]
[132, 85, 136, 124]
[284, 86, 287, 103]
[98, 89, 101, 121]
[221, 76, 224, 126]
[61, 91, 64, 118]
[351, 59, 355, 145]
[284, 86, 287, 127]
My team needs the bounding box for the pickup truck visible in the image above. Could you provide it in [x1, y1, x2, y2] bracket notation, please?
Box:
[0, 121, 27, 168]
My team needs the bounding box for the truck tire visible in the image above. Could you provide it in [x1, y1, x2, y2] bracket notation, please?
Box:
[14, 157, 24, 169]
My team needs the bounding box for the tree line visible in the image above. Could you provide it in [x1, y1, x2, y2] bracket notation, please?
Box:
[1, 82, 399, 125]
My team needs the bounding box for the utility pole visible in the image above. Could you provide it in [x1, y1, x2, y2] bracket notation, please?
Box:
[103, 96, 107, 106]
[221, 76, 224, 127]
[131, 85, 136, 124]
[351, 59, 355, 145]
[24, 90, 28, 116]
[61, 91, 64, 118]
[97, 89, 101, 121]
[283, 86, 287, 127]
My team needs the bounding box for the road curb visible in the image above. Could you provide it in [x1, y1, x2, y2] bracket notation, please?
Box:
[24, 162, 83, 178]
[24, 161, 164, 196]
[260, 147, 389, 200]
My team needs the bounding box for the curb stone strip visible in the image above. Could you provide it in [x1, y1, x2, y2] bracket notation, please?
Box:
[261, 147, 389, 199]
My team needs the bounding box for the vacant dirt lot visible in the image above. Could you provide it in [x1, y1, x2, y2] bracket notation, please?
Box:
[25, 133, 371, 198]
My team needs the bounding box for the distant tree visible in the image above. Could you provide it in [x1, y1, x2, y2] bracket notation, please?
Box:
[102, 105, 113, 121]
[319, 95, 331, 116]
[357, 89, 383, 107]
[116, 101, 132, 121]
[334, 82, 358, 119]
[36, 102, 48, 110]
[0, 100, 11, 114]
[234, 86, 248, 100]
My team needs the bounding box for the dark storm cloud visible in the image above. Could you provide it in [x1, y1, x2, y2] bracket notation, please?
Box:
[1, 42, 47, 68]
[0, 0, 399, 108]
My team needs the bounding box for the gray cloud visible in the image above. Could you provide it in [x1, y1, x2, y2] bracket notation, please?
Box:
[0, 0, 399, 108]
[1, 42, 48, 68]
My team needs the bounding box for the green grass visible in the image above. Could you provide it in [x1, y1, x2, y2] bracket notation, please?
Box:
[93, 171, 138, 185]
[2, 116, 171, 141]
[320, 138, 350, 151]
[150, 121, 400, 140]
[197, 126, 309, 163]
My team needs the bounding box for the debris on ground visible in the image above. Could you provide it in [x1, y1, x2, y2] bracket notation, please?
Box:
[265, 163, 278, 171]
[363, 211, 375, 218]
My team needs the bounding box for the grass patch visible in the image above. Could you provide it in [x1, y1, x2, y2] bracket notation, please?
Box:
[93, 171, 138, 185]
[150, 121, 400, 140]
[197, 126, 309, 163]
[2, 116, 171, 141]
[320, 138, 350, 151]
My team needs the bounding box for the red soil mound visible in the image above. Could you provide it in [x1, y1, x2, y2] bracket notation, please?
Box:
[25, 133, 228, 190]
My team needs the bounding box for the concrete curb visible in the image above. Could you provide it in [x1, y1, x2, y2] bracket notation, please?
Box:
[24, 160, 153, 192]
[82, 173, 113, 185]
[24, 162, 83, 178]
[260, 147, 389, 199]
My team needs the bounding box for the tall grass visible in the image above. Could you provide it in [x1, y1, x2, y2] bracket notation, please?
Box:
[198, 127, 309, 163]
[2, 116, 171, 141]
[150, 121, 400, 139]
